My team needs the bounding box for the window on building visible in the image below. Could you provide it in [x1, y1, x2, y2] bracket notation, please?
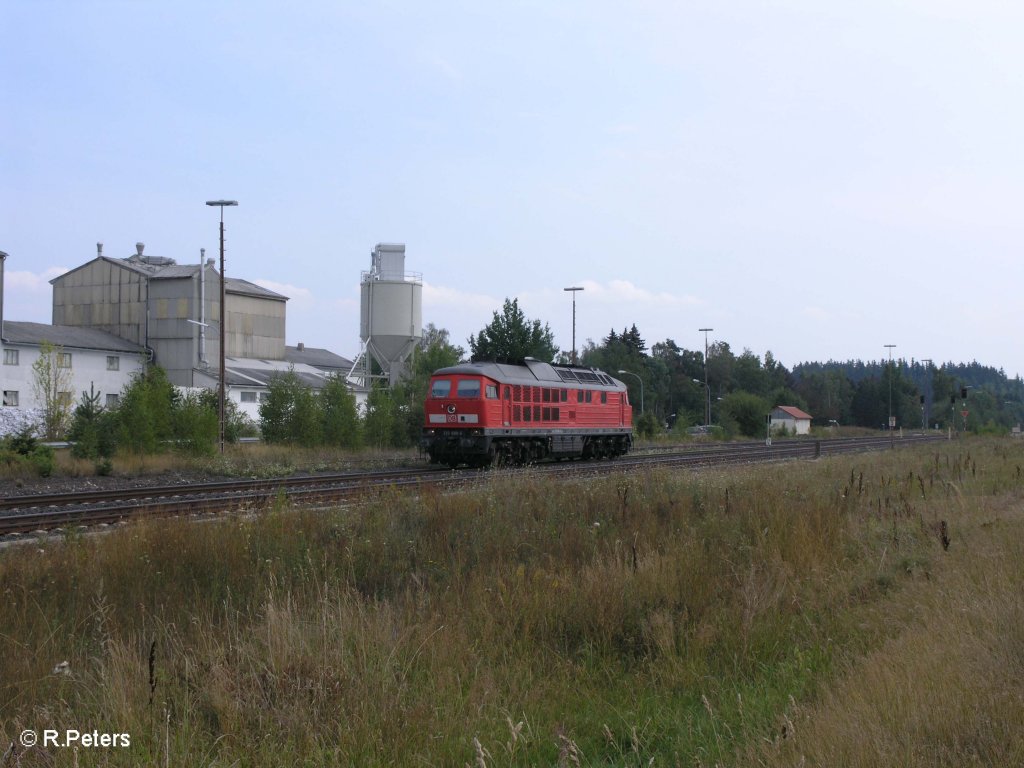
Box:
[3, 349, 18, 366]
[2, 391, 18, 407]
[106, 356, 120, 371]
[58, 353, 72, 369]
[58, 391, 73, 407]
[240, 391, 257, 403]
[105, 394, 119, 408]
[259, 392, 270, 403]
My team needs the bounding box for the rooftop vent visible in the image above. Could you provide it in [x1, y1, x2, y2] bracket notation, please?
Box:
[136, 242, 145, 256]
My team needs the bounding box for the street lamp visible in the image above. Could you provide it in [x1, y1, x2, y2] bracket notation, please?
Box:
[206, 199, 238, 454]
[920, 358, 933, 429]
[563, 287, 583, 364]
[699, 328, 713, 426]
[618, 369, 643, 414]
[884, 343, 896, 446]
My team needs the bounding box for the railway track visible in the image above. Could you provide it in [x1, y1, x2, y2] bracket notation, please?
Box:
[0, 433, 946, 537]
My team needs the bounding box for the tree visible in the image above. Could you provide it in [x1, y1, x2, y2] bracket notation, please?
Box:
[391, 323, 465, 446]
[321, 373, 361, 448]
[468, 298, 558, 363]
[363, 384, 400, 449]
[173, 391, 219, 455]
[116, 366, 177, 453]
[719, 391, 770, 437]
[259, 369, 322, 446]
[68, 385, 117, 460]
[31, 342, 73, 439]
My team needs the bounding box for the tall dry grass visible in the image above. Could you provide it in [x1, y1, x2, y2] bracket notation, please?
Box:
[1, 439, 1022, 765]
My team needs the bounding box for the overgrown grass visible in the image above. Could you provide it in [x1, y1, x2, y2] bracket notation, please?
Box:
[23, 443, 422, 482]
[1, 438, 1023, 765]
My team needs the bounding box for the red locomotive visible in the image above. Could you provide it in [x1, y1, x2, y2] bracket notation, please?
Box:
[421, 358, 633, 467]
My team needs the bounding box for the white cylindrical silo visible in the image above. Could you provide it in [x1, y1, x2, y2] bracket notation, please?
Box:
[359, 243, 423, 386]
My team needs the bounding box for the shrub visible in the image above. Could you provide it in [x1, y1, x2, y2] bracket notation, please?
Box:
[0, 428, 55, 477]
[116, 366, 177, 453]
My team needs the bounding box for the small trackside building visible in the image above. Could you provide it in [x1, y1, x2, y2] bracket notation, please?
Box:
[770, 405, 813, 436]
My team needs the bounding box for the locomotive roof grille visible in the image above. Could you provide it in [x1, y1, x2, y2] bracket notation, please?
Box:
[430, 361, 626, 391]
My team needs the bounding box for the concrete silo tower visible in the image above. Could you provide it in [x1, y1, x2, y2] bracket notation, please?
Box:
[355, 243, 423, 387]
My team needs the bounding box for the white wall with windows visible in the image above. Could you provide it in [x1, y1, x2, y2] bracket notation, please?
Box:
[0, 342, 144, 418]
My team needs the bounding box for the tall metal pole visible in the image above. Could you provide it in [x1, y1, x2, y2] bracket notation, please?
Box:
[699, 328, 713, 426]
[920, 358, 933, 429]
[207, 200, 238, 454]
[564, 286, 583, 364]
[885, 343, 896, 447]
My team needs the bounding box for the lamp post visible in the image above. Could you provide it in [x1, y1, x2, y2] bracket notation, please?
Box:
[563, 287, 583, 364]
[206, 199, 238, 454]
[618, 369, 643, 414]
[920, 358, 933, 429]
[884, 343, 896, 446]
[699, 327, 713, 426]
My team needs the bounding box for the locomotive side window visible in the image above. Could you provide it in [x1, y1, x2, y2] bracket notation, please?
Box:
[585, 390, 592, 403]
[560, 389, 568, 402]
[486, 385, 498, 399]
[457, 379, 481, 398]
[601, 392, 607, 404]
[431, 379, 452, 398]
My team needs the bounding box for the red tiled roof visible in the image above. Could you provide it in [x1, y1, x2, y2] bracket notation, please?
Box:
[774, 405, 813, 420]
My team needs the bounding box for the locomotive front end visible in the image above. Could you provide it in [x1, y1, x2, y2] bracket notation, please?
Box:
[421, 369, 499, 468]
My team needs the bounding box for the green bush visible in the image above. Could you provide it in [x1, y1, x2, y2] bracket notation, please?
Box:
[0, 428, 55, 477]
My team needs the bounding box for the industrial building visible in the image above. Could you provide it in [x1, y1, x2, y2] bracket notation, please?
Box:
[51, 242, 288, 387]
[2, 238, 422, 431]
[0, 252, 147, 434]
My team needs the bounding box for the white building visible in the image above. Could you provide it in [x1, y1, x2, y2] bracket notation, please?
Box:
[1, 321, 146, 434]
[188, 344, 357, 421]
[770, 405, 813, 436]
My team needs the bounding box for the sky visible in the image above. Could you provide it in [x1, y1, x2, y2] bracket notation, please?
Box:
[3, 1, 1024, 376]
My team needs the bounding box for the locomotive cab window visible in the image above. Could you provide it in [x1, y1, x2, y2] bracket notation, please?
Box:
[430, 379, 452, 398]
[485, 385, 498, 399]
[457, 379, 481, 398]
